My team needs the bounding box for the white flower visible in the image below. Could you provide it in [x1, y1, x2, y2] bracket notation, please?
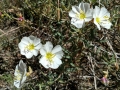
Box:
[14, 60, 27, 88]
[39, 41, 63, 69]
[18, 35, 42, 59]
[69, 2, 93, 28]
[93, 6, 112, 30]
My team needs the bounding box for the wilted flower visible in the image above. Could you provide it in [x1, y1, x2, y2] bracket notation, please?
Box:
[14, 60, 27, 88]
[17, 13, 24, 21]
[101, 70, 109, 86]
[69, 2, 93, 28]
[101, 76, 109, 86]
[18, 35, 42, 59]
[17, 16, 24, 21]
[93, 6, 112, 30]
[39, 41, 63, 69]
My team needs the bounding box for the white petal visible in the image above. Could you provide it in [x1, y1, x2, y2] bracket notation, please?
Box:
[99, 7, 109, 17]
[14, 65, 19, 76]
[93, 6, 100, 18]
[19, 60, 26, 68]
[35, 43, 42, 50]
[29, 35, 35, 41]
[25, 52, 33, 59]
[18, 42, 26, 51]
[55, 51, 64, 59]
[101, 21, 112, 29]
[69, 10, 76, 18]
[71, 18, 85, 28]
[28, 38, 33, 44]
[33, 37, 41, 46]
[79, 2, 84, 12]
[40, 48, 46, 56]
[14, 80, 21, 88]
[52, 45, 62, 54]
[83, 3, 90, 13]
[18, 60, 26, 73]
[20, 50, 26, 55]
[85, 10, 93, 17]
[50, 56, 62, 69]
[72, 6, 80, 14]
[14, 75, 26, 88]
[85, 9, 93, 21]
[21, 76, 27, 84]
[85, 17, 93, 22]
[32, 49, 38, 56]
[44, 41, 53, 52]
[39, 56, 49, 68]
[79, 2, 89, 13]
[20, 37, 29, 45]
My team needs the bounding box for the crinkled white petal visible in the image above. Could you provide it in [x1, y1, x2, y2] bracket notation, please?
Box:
[28, 38, 33, 44]
[50, 56, 62, 69]
[18, 42, 27, 51]
[52, 45, 62, 54]
[85, 8, 93, 20]
[32, 49, 38, 56]
[29, 35, 35, 41]
[20, 50, 26, 55]
[18, 60, 26, 73]
[21, 76, 27, 84]
[85, 17, 93, 22]
[71, 18, 85, 28]
[39, 56, 49, 68]
[25, 52, 33, 59]
[44, 41, 53, 52]
[93, 6, 100, 18]
[33, 37, 41, 46]
[100, 21, 112, 29]
[14, 75, 27, 88]
[99, 7, 109, 17]
[72, 6, 80, 14]
[40, 48, 46, 56]
[55, 51, 64, 59]
[83, 3, 90, 13]
[20, 37, 29, 45]
[79, 2, 84, 12]
[14, 80, 21, 88]
[69, 10, 76, 18]
[35, 44, 42, 50]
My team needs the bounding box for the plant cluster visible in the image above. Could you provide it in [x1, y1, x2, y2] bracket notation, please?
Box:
[0, 0, 120, 90]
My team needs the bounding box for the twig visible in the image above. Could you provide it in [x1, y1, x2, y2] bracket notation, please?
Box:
[87, 54, 97, 90]
[106, 37, 118, 63]
[0, 27, 20, 37]
[0, 29, 5, 34]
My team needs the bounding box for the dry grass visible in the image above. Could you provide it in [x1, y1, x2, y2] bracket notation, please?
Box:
[0, 0, 120, 90]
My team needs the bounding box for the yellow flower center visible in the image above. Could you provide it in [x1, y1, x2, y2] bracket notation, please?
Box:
[76, 10, 86, 19]
[96, 17, 100, 23]
[46, 52, 55, 62]
[26, 44, 35, 50]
